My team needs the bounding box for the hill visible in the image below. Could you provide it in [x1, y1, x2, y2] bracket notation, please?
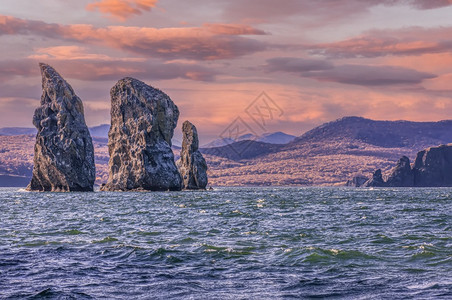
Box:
[202, 116, 452, 186]
[0, 125, 111, 138]
[2, 116, 452, 187]
[202, 131, 295, 148]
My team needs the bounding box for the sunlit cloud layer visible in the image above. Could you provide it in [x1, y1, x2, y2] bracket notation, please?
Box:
[1, 0, 452, 143]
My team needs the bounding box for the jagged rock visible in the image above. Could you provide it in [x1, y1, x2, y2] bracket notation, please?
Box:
[364, 169, 386, 187]
[386, 156, 414, 187]
[177, 121, 208, 189]
[413, 144, 452, 187]
[346, 175, 368, 187]
[101, 78, 181, 191]
[27, 63, 95, 192]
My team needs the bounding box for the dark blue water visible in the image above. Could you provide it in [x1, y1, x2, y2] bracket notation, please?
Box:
[0, 187, 451, 299]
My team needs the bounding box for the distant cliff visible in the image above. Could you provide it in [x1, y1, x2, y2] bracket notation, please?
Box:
[365, 144, 452, 187]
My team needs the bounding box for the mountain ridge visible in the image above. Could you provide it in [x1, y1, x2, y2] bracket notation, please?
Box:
[2, 116, 452, 186]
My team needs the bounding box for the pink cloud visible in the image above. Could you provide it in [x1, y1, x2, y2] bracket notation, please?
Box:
[263, 57, 436, 86]
[0, 15, 266, 60]
[221, 0, 452, 24]
[28, 46, 145, 61]
[0, 58, 219, 82]
[86, 0, 158, 21]
[203, 23, 267, 35]
[308, 27, 452, 58]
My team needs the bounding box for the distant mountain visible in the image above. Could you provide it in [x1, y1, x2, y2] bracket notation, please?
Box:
[0, 127, 37, 136]
[201, 140, 283, 160]
[0, 125, 111, 138]
[3, 116, 452, 187]
[200, 116, 452, 186]
[202, 137, 235, 148]
[291, 116, 452, 149]
[258, 132, 296, 144]
[202, 131, 296, 148]
[89, 124, 110, 138]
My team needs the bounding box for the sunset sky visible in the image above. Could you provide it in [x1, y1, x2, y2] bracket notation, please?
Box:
[2, 0, 452, 143]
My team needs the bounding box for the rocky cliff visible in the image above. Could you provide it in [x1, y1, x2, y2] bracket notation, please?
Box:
[365, 144, 452, 187]
[101, 78, 182, 191]
[385, 156, 414, 187]
[177, 121, 208, 189]
[27, 63, 95, 192]
[413, 144, 452, 187]
[364, 169, 386, 187]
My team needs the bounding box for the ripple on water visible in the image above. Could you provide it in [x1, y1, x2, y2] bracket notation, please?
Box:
[0, 187, 451, 299]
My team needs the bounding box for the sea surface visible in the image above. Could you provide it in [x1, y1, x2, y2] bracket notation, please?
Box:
[0, 187, 451, 299]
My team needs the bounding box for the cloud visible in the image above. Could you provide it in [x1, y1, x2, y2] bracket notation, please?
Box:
[0, 58, 219, 82]
[203, 23, 267, 35]
[0, 60, 39, 80]
[0, 15, 266, 60]
[221, 0, 452, 24]
[86, 0, 158, 21]
[264, 57, 436, 86]
[263, 57, 334, 73]
[308, 27, 452, 58]
[409, 0, 452, 9]
[304, 64, 437, 86]
[28, 46, 145, 62]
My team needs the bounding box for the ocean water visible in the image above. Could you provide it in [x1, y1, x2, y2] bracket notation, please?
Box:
[0, 187, 451, 299]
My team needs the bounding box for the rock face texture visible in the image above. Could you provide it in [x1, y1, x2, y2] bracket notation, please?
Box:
[386, 156, 414, 187]
[101, 78, 181, 191]
[364, 144, 452, 187]
[27, 63, 95, 192]
[413, 144, 452, 187]
[177, 121, 208, 189]
[364, 169, 386, 187]
[346, 175, 368, 187]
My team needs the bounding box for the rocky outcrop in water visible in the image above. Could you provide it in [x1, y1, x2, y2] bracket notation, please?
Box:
[413, 144, 452, 187]
[27, 63, 95, 192]
[364, 169, 386, 187]
[177, 121, 208, 189]
[385, 156, 414, 187]
[364, 144, 452, 187]
[346, 175, 368, 187]
[101, 78, 182, 191]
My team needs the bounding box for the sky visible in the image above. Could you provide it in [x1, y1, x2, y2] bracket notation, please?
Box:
[2, 0, 452, 144]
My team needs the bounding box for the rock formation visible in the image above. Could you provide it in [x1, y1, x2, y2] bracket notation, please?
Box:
[364, 169, 386, 187]
[413, 144, 452, 187]
[27, 63, 95, 192]
[177, 121, 208, 189]
[386, 156, 414, 187]
[346, 175, 368, 187]
[101, 78, 182, 191]
[364, 144, 452, 187]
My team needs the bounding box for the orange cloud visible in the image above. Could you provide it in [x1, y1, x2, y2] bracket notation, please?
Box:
[381, 53, 452, 74]
[28, 46, 145, 62]
[309, 27, 452, 58]
[203, 23, 267, 35]
[0, 15, 266, 60]
[423, 73, 452, 91]
[86, 0, 157, 21]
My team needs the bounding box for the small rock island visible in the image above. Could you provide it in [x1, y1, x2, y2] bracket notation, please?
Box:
[27, 63, 95, 192]
[365, 144, 452, 187]
[101, 78, 182, 191]
[177, 121, 208, 189]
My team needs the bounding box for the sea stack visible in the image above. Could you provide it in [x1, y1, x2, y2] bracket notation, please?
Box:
[364, 144, 452, 187]
[177, 121, 208, 189]
[27, 63, 95, 192]
[101, 78, 182, 191]
[413, 144, 452, 186]
[364, 169, 386, 187]
[386, 156, 414, 187]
